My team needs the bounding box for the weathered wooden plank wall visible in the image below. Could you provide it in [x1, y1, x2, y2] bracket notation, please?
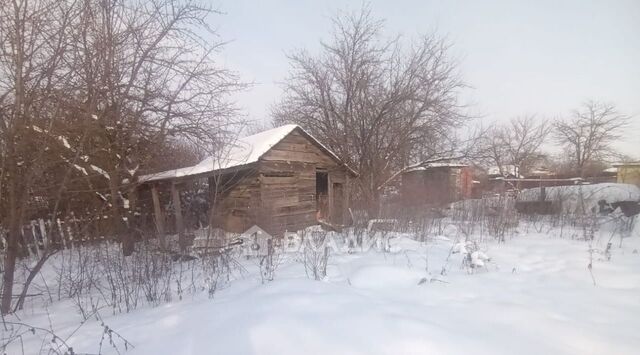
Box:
[258, 130, 348, 236]
[208, 169, 261, 234]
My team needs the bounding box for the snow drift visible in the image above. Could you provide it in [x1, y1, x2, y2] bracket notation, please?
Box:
[517, 183, 640, 214]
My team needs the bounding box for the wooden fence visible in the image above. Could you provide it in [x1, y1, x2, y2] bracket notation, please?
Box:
[0, 215, 120, 259]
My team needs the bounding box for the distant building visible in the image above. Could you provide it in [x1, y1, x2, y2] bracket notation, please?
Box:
[482, 163, 588, 195]
[487, 165, 521, 179]
[614, 162, 640, 187]
[583, 166, 618, 184]
[401, 163, 473, 207]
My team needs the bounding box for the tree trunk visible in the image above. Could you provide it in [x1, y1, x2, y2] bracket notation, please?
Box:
[364, 182, 381, 219]
[1, 245, 17, 315]
[108, 173, 133, 256]
[1, 208, 21, 314]
[367, 192, 381, 219]
[13, 250, 54, 312]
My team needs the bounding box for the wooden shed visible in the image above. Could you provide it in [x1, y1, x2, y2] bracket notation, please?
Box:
[614, 162, 640, 188]
[401, 163, 473, 207]
[138, 125, 357, 238]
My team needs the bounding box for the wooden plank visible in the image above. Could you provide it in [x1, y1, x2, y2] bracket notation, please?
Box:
[272, 207, 316, 217]
[331, 182, 344, 225]
[261, 189, 298, 197]
[260, 176, 298, 185]
[38, 219, 48, 249]
[262, 150, 335, 164]
[271, 142, 308, 151]
[269, 196, 299, 208]
[345, 174, 350, 225]
[259, 161, 315, 173]
[329, 170, 346, 183]
[325, 174, 335, 221]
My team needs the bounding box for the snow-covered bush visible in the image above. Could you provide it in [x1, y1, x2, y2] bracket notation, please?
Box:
[447, 194, 518, 242]
[38, 237, 244, 316]
[452, 240, 491, 273]
[299, 227, 331, 281]
[259, 238, 283, 283]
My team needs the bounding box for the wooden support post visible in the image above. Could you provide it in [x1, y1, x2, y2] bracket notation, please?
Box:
[66, 223, 74, 249]
[151, 184, 166, 250]
[30, 221, 42, 258]
[327, 173, 334, 224]
[344, 174, 350, 225]
[57, 219, 67, 249]
[171, 182, 186, 252]
[39, 219, 48, 249]
[19, 225, 32, 257]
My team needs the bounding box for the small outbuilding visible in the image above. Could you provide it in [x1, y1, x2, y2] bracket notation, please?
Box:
[138, 125, 357, 238]
[614, 162, 640, 188]
[401, 162, 473, 207]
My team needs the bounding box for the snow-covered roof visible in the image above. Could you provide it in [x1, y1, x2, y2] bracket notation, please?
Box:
[527, 168, 554, 176]
[517, 183, 640, 213]
[613, 162, 640, 167]
[405, 161, 468, 172]
[603, 167, 618, 174]
[140, 125, 355, 182]
[487, 164, 521, 177]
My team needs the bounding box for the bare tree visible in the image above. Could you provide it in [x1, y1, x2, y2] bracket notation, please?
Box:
[0, 0, 244, 314]
[272, 5, 466, 216]
[554, 101, 629, 177]
[0, 0, 80, 315]
[69, 0, 245, 256]
[485, 116, 550, 175]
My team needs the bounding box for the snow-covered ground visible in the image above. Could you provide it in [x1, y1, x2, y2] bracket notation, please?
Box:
[518, 183, 640, 213]
[3, 219, 640, 355]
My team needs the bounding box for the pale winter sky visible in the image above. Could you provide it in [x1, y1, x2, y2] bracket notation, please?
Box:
[212, 0, 640, 158]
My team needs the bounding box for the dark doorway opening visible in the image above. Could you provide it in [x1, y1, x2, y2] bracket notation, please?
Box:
[316, 170, 328, 220]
